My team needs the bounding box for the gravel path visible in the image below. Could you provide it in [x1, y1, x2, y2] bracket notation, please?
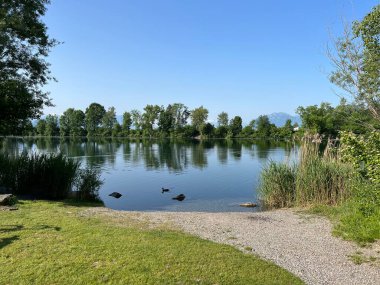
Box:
[85, 208, 380, 285]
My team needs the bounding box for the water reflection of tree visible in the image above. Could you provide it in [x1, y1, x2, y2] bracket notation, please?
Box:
[215, 140, 228, 164]
[191, 140, 208, 169]
[228, 140, 242, 160]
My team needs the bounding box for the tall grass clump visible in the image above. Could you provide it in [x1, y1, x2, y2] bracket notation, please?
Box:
[0, 152, 102, 201]
[258, 136, 357, 208]
[295, 138, 355, 206]
[258, 162, 296, 208]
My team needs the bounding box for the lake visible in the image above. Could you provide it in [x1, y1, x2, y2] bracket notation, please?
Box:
[1, 138, 298, 212]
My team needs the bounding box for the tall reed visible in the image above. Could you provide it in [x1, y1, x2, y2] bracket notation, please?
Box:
[0, 152, 79, 199]
[258, 135, 357, 208]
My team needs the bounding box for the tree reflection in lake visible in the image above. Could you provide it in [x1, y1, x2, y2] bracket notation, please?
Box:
[2, 138, 298, 212]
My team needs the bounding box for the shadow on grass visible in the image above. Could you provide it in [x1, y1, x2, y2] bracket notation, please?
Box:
[0, 236, 19, 249]
[62, 199, 104, 208]
[0, 224, 61, 233]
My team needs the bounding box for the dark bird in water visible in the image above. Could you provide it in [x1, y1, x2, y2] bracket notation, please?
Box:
[161, 187, 170, 193]
[172, 194, 186, 201]
[109, 192, 122, 199]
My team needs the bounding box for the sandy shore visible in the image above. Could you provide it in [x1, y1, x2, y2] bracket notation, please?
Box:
[84, 208, 380, 285]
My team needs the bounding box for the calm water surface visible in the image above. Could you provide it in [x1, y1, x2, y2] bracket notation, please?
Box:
[2, 138, 298, 212]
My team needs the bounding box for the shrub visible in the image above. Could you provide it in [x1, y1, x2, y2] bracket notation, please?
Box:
[74, 167, 103, 201]
[340, 131, 380, 184]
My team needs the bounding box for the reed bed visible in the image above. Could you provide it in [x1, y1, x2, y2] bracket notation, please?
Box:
[259, 136, 357, 208]
[0, 152, 102, 200]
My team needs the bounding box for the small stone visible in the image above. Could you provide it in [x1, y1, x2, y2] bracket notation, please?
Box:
[239, 202, 257, 208]
[0, 194, 17, 206]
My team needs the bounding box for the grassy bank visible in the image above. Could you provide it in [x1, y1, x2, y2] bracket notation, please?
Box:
[0, 201, 303, 285]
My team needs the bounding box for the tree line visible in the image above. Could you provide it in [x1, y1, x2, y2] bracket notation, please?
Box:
[28, 103, 297, 139]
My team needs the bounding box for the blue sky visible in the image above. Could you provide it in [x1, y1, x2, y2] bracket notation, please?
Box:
[43, 0, 379, 124]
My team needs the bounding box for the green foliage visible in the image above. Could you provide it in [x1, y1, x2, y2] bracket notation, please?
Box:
[255, 115, 273, 138]
[142, 104, 161, 136]
[340, 131, 380, 184]
[0, 152, 79, 199]
[36, 119, 46, 136]
[259, 140, 356, 208]
[59, 108, 85, 137]
[329, 4, 380, 124]
[122, 111, 132, 135]
[85, 103, 106, 136]
[334, 181, 380, 245]
[229, 116, 243, 137]
[44, 114, 59, 136]
[191, 106, 209, 135]
[217, 112, 229, 127]
[0, 0, 57, 135]
[73, 167, 103, 201]
[258, 162, 296, 208]
[101, 106, 117, 137]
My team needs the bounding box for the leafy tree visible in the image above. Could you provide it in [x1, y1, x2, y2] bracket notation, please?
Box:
[229, 116, 243, 137]
[200, 123, 214, 137]
[191, 106, 209, 135]
[256, 115, 272, 138]
[131, 109, 142, 132]
[158, 104, 174, 134]
[278, 119, 293, 138]
[329, 4, 380, 126]
[296, 103, 337, 135]
[217, 112, 229, 127]
[0, 0, 58, 135]
[60, 108, 85, 137]
[172, 103, 190, 130]
[44, 114, 59, 136]
[142, 104, 161, 136]
[36, 119, 46, 136]
[102, 106, 117, 136]
[85, 103, 106, 136]
[112, 122, 122, 137]
[122, 111, 132, 135]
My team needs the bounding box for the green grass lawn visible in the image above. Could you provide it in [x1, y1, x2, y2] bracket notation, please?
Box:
[0, 201, 303, 285]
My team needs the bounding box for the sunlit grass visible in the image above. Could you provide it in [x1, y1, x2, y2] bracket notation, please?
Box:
[0, 201, 303, 285]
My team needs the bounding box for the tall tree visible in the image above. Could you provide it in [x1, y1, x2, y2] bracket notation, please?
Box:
[0, 0, 58, 134]
[36, 119, 46, 136]
[229, 116, 243, 137]
[329, 4, 380, 126]
[172, 103, 190, 130]
[256, 115, 272, 138]
[217, 112, 229, 127]
[131, 109, 142, 131]
[60, 108, 85, 137]
[85, 103, 106, 136]
[191, 106, 209, 135]
[44, 114, 59, 136]
[122, 111, 132, 135]
[142, 104, 161, 136]
[102, 106, 117, 136]
[158, 104, 174, 134]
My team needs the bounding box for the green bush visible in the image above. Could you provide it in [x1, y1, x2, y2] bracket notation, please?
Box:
[340, 131, 380, 183]
[334, 181, 380, 245]
[73, 167, 103, 201]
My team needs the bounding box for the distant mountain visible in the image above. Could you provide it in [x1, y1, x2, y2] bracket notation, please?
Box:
[265, 112, 301, 127]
